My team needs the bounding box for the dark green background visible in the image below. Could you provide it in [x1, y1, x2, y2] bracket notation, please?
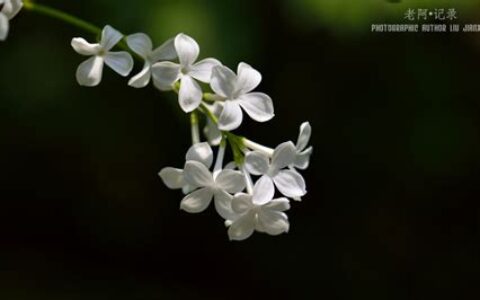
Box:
[1, 0, 479, 299]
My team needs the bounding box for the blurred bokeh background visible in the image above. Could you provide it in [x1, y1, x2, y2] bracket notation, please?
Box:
[1, 0, 480, 299]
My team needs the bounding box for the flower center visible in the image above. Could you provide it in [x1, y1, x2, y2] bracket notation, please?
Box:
[97, 48, 107, 57]
[180, 65, 191, 75]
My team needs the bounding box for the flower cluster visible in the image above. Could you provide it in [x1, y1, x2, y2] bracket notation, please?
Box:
[0, 0, 22, 41]
[4, 18, 312, 240]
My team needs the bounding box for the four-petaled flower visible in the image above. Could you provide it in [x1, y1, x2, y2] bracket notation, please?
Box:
[159, 142, 214, 194]
[228, 176, 290, 241]
[71, 25, 134, 87]
[0, 0, 22, 41]
[126, 33, 177, 88]
[293, 122, 313, 170]
[210, 63, 274, 131]
[245, 141, 306, 198]
[151, 33, 221, 113]
[181, 160, 245, 219]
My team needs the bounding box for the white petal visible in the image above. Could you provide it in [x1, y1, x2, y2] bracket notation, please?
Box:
[273, 169, 306, 198]
[4, 0, 22, 19]
[128, 62, 151, 88]
[214, 190, 236, 220]
[204, 120, 222, 146]
[224, 162, 237, 170]
[231, 193, 253, 214]
[100, 25, 123, 51]
[71, 38, 101, 56]
[210, 65, 236, 98]
[185, 142, 213, 169]
[150, 37, 177, 62]
[174, 33, 199, 67]
[158, 167, 184, 189]
[178, 75, 202, 113]
[228, 211, 255, 241]
[294, 146, 313, 170]
[215, 169, 245, 194]
[183, 160, 214, 187]
[238, 92, 274, 123]
[126, 33, 152, 58]
[189, 58, 222, 83]
[180, 187, 214, 213]
[257, 210, 289, 235]
[252, 175, 275, 205]
[263, 198, 290, 212]
[296, 122, 312, 151]
[151, 61, 180, 91]
[235, 62, 262, 95]
[218, 101, 243, 131]
[0, 14, 8, 41]
[244, 151, 269, 176]
[76, 56, 104, 87]
[104, 51, 134, 77]
[270, 141, 296, 172]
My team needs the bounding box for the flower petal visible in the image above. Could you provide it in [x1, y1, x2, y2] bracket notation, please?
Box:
[210, 65, 236, 98]
[270, 141, 296, 172]
[183, 160, 214, 187]
[252, 175, 275, 205]
[0, 14, 8, 41]
[236, 62, 262, 95]
[228, 211, 255, 241]
[231, 193, 253, 214]
[4, 0, 22, 19]
[214, 190, 236, 220]
[189, 58, 222, 83]
[185, 142, 213, 169]
[204, 120, 222, 146]
[263, 198, 290, 212]
[126, 33, 152, 58]
[218, 101, 243, 131]
[178, 75, 202, 113]
[245, 151, 269, 176]
[257, 210, 289, 235]
[294, 146, 313, 170]
[100, 25, 123, 51]
[158, 167, 184, 189]
[151, 61, 180, 91]
[273, 169, 307, 198]
[238, 92, 274, 123]
[76, 56, 104, 87]
[71, 38, 101, 56]
[174, 33, 199, 67]
[150, 38, 177, 62]
[128, 62, 151, 88]
[296, 122, 312, 151]
[215, 169, 245, 194]
[104, 51, 134, 77]
[180, 187, 214, 213]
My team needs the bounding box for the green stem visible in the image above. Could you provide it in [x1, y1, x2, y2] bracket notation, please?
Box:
[23, 0, 140, 58]
[190, 111, 200, 144]
[23, 1, 101, 36]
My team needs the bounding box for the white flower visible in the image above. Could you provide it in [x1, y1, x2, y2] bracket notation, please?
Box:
[159, 142, 213, 194]
[71, 25, 134, 87]
[0, 0, 22, 41]
[293, 122, 313, 170]
[203, 102, 222, 146]
[126, 33, 177, 88]
[151, 33, 221, 113]
[228, 176, 290, 241]
[210, 62, 274, 131]
[181, 160, 245, 219]
[245, 141, 306, 198]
